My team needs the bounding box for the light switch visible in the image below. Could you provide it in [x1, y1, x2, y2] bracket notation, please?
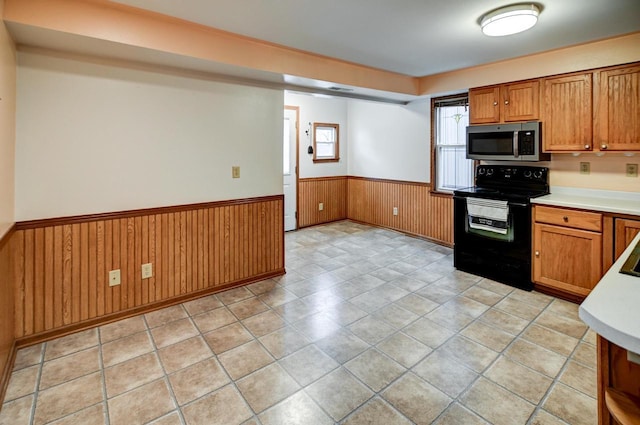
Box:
[232, 166, 240, 178]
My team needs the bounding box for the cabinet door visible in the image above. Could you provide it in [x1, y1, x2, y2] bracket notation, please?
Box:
[615, 218, 640, 259]
[533, 223, 602, 297]
[597, 64, 640, 151]
[542, 73, 593, 152]
[502, 81, 540, 122]
[469, 86, 500, 124]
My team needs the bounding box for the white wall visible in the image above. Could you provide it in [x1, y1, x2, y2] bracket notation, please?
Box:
[16, 50, 284, 221]
[285, 92, 431, 183]
[348, 99, 430, 183]
[0, 13, 15, 237]
[284, 92, 348, 179]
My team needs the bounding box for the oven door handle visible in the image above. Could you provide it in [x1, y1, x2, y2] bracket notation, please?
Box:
[513, 131, 519, 158]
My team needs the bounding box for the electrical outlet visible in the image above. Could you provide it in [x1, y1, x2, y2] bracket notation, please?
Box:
[580, 162, 590, 175]
[141, 263, 153, 279]
[319, 203, 324, 211]
[109, 269, 121, 286]
[626, 163, 638, 177]
[393, 207, 398, 216]
[232, 166, 240, 178]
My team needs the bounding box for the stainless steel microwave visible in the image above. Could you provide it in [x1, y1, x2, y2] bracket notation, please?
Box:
[466, 122, 549, 161]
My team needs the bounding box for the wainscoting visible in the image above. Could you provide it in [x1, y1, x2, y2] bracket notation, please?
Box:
[0, 228, 16, 406]
[12, 195, 284, 341]
[348, 177, 453, 245]
[298, 177, 348, 228]
[298, 176, 453, 246]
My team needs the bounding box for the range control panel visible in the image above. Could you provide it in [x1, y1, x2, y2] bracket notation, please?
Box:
[475, 165, 549, 188]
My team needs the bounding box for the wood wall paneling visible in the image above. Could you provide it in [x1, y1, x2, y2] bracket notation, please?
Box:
[13, 196, 284, 340]
[0, 228, 16, 407]
[347, 177, 453, 246]
[11, 175, 453, 342]
[298, 177, 348, 228]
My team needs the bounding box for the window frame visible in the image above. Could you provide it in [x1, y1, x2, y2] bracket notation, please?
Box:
[430, 94, 474, 195]
[312, 122, 340, 163]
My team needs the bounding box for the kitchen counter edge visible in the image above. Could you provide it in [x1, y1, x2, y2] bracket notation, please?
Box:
[579, 232, 640, 355]
[531, 187, 640, 216]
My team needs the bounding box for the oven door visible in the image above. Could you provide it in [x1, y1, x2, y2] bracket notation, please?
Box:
[453, 194, 533, 290]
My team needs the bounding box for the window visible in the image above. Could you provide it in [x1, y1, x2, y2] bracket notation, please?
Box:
[313, 123, 339, 162]
[432, 95, 474, 192]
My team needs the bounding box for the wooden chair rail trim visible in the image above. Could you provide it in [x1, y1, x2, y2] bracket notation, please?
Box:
[299, 176, 430, 187]
[14, 268, 285, 348]
[14, 195, 284, 230]
[605, 388, 640, 425]
[298, 176, 348, 182]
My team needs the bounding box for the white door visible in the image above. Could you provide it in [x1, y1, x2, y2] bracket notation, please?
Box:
[283, 108, 297, 231]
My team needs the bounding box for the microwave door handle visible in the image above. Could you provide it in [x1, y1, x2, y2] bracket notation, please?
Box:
[513, 131, 519, 158]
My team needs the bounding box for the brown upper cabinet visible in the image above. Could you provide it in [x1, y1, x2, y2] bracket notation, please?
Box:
[469, 61, 640, 153]
[596, 63, 640, 152]
[541, 72, 593, 152]
[469, 80, 539, 124]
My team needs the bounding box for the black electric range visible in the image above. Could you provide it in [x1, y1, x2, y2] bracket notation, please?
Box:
[453, 165, 549, 291]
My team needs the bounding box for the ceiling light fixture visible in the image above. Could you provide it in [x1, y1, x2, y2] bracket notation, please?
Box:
[481, 4, 540, 37]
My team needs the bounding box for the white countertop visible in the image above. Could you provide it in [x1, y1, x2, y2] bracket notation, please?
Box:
[579, 232, 640, 354]
[532, 187, 640, 216]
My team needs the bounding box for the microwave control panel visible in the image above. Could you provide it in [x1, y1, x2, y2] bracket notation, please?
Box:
[519, 131, 535, 155]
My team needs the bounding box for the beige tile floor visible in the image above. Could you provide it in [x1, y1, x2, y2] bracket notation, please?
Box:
[0, 220, 598, 425]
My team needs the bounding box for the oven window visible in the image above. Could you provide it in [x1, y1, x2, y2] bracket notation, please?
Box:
[466, 216, 514, 241]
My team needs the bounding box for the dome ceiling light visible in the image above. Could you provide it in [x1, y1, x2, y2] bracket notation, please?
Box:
[481, 4, 541, 37]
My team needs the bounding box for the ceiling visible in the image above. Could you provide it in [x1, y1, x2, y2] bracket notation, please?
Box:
[111, 0, 640, 77]
[6, 0, 640, 102]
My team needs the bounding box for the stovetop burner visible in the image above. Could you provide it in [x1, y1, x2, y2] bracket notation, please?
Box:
[454, 165, 549, 201]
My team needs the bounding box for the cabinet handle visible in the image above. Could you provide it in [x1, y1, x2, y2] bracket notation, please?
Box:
[584, 144, 591, 149]
[504, 100, 510, 105]
[563, 216, 569, 222]
[601, 144, 608, 150]
[535, 251, 540, 257]
[493, 101, 498, 106]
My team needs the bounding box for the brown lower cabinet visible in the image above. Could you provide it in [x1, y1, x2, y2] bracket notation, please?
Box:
[533, 205, 603, 299]
[615, 218, 640, 259]
[597, 335, 640, 425]
[532, 206, 640, 301]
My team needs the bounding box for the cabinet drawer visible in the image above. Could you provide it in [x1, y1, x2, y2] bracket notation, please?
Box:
[534, 206, 602, 232]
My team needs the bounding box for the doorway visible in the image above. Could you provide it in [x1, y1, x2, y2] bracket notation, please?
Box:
[283, 106, 299, 231]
